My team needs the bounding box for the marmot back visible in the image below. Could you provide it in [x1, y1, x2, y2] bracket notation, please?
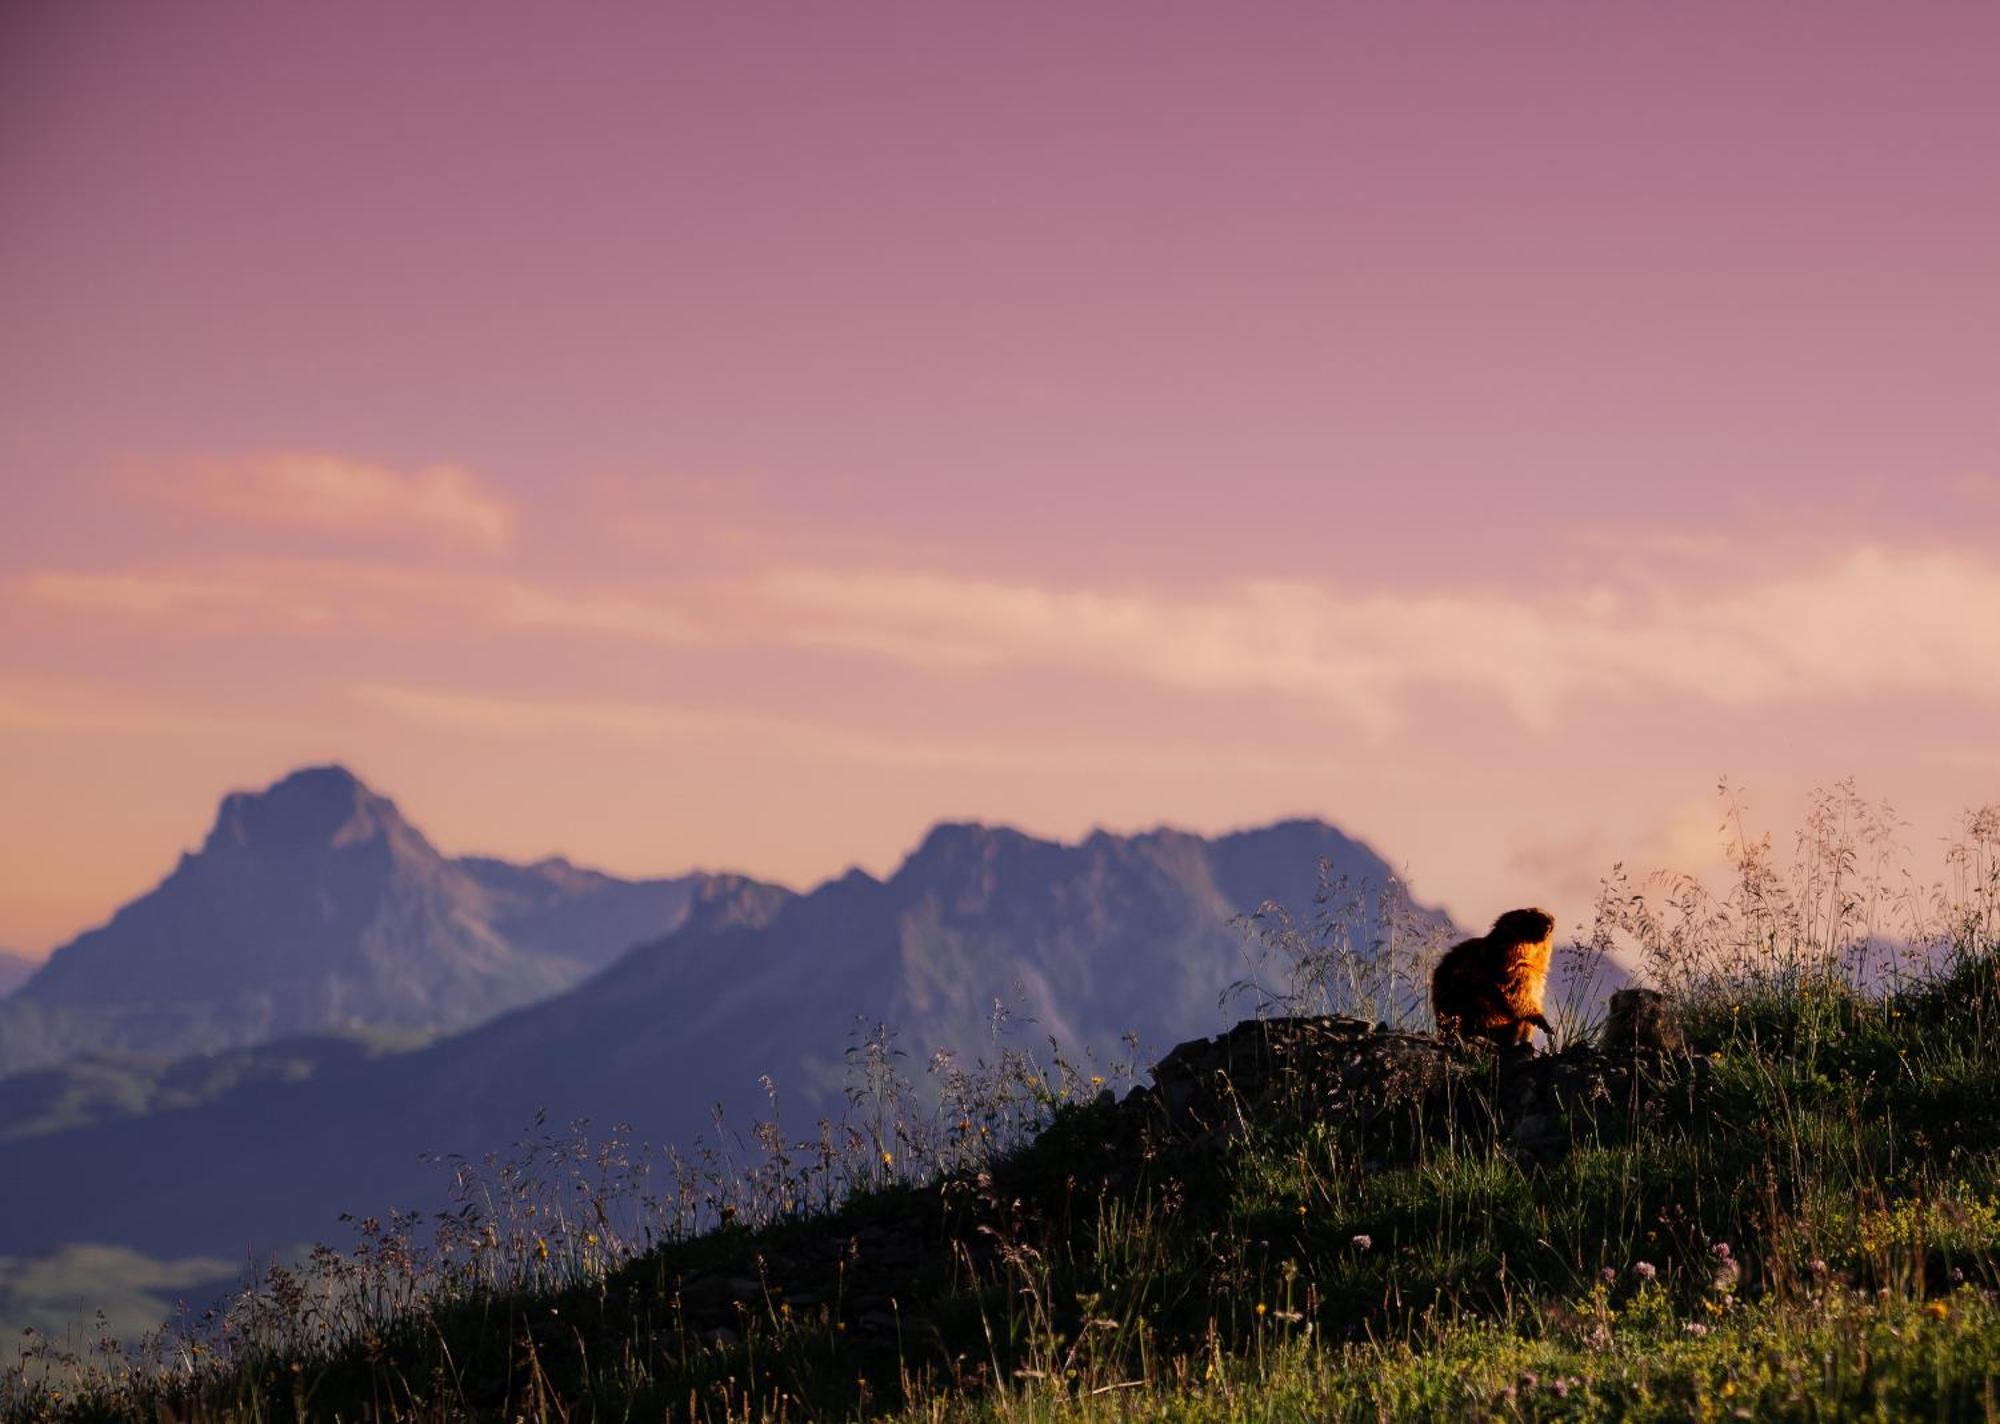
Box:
[1431, 907, 1557, 1048]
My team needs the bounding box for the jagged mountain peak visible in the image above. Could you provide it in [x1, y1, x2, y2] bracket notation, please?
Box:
[201, 764, 415, 857]
[900, 821, 1032, 868]
[0, 767, 789, 1078]
[199, 768, 418, 856]
[892, 816, 1385, 891]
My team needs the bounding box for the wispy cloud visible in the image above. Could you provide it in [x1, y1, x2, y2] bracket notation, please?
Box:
[25, 545, 2000, 735]
[146, 453, 517, 553]
[0, 677, 279, 737]
[351, 683, 1046, 770]
[348, 683, 1355, 779]
[763, 547, 2000, 730]
[22, 562, 700, 644]
[21, 572, 334, 623]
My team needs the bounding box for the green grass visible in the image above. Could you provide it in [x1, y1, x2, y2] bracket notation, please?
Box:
[14, 946, 2000, 1420]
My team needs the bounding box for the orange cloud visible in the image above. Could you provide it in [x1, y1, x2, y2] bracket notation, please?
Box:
[146, 453, 517, 553]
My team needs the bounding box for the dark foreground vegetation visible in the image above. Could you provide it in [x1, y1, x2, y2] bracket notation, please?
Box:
[8, 788, 2000, 1421]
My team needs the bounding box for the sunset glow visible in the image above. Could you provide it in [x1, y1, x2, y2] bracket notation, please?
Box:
[5, 2, 1999, 953]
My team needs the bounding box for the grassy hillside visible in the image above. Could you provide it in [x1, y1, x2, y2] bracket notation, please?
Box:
[8, 792, 2000, 1421]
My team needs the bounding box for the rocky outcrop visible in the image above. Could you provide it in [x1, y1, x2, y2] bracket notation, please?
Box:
[1131, 1014, 1699, 1162]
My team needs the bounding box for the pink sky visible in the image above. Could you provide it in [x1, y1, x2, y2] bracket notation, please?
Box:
[4, 1, 1999, 954]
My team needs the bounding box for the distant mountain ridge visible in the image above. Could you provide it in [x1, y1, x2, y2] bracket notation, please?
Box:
[0, 811, 1446, 1259]
[401, 816, 1456, 1146]
[0, 766, 787, 1079]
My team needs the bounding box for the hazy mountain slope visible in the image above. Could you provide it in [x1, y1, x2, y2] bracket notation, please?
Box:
[0, 767, 780, 1079]
[0, 818, 1429, 1259]
[453, 855, 712, 976]
[0, 949, 33, 1000]
[0, 1028, 430, 1142]
[0, 876, 794, 1257]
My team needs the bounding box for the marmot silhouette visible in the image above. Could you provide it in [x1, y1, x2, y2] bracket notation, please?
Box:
[1599, 987, 1683, 1055]
[1430, 907, 1557, 1047]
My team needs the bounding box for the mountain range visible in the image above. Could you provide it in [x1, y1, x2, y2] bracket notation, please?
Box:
[0, 766, 775, 1078]
[0, 771, 1447, 1262]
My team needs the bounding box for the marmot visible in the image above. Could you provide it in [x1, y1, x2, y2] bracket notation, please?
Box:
[1599, 987, 1683, 1055]
[1430, 907, 1557, 1048]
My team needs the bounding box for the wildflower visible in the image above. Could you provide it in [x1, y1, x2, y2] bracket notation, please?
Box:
[1710, 1241, 1733, 1260]
[1951, 1267, 1966, 1284]
[1927, 1301, 1950, 1320]
[1683, 1322, 1709, 1337]
[880, 1152, 894, 1168]
[1634, 1261, 1658, 1281]
[1600, 1267, 1617, 1284]
[1808, 1258, 1828, 1277]
[534, 1237, 549, 1261]
[1255, 1302, 1267, 1317]
[1351, 1234, 1373, 1251]
[1090, 1075, 1104, 1086]
[584, 1233, 599, 1247]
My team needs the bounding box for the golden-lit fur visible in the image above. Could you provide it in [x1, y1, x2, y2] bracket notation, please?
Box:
[1600, 987, 1684, 1055]
[1430, 908, 1557, 1048]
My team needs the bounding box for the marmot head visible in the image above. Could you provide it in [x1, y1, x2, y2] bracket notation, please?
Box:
[1489, 907, 1555, 947]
